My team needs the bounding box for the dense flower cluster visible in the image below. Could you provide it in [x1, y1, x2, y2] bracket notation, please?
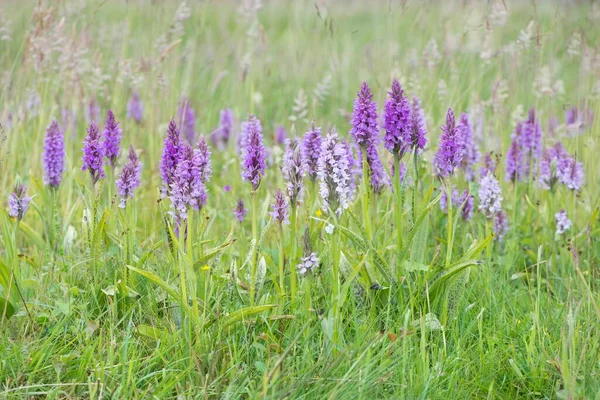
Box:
[240, 115, 266, 191]
[350, 82, 379, 148]
[160, 119, 182, 195]
[282, 138, 305, 206]
[116, 146, 142, 208]
[478, 173, 503, 218]
[169, 143, 207, 219]
[103, 110, 123, 169]
[81, 122, 105, 185]
[270, 189, 290, 224]
[555, 210, 572, 235]
[383, 79, 411, 157]
[42, 120, 64, 188]
[302, 123, 322, 181]
[8, 182, 31, 221]
[434, 108, 464, 177]
[318, 130, 354, 215]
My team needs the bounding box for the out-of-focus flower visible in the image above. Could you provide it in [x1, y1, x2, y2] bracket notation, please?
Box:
[127, 90, 143, 124]
[178, 98, 196, 144]
[211, 108, 233, 151]
[270, 189, 289, 224]
[409, 97, 427, 152]
[169, 143, 207, 220]
[458, 113, 479, 181]
[233, 197, 247, 222]
[440, 185, 459, 214]
[8, 181, 31, 221]
[275, 125, 286, 145]
[283, 138, 305, 207]
[555, 210, 572, 235]
[297, 252, 319, 275]
[494, 210, 508, 242]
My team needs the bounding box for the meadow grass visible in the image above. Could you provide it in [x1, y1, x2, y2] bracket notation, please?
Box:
[0, 0, 599, 398]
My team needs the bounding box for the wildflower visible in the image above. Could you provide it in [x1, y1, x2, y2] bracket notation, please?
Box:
[302, 122, 322, 181]
[317, 129, 354, 215]
[160, 119, 182, 194]
[240, 115, 266, 191]
[409, 97, 427, 152]
[434, 108, 464, 177]
[196, 136, 212, 183]
[565, 106, 593, 135]
[8, 182, 31, 221]
[494, 211, 509, 242]
[440, 185, 459, 213]
[478, 172, 503, 218]
[169, 143, 207, 220]
[223, 185, 231, 192]
[81, 122, 105, 185]
[505, 137, 524, 182]
[127, 90, 143, 123]
[383, 79, 411, 157]
[85, 97, 100, 124]
[557, 156, 584, 191]
[538, 142, 568, 190]
[233, 198, 247, 222]
[555, 210, 572, 235]
[480, 152, 497, 178]
[459, 190, 474, 221]
[275, 125, 287, 145]
[297, 252, 319, 275]
[270, 189, 290, 224]
[116, 146, 142, 208]
[42, 119, 65, 189]
[103, 110, 123, 169]
[350, 82, 379, 148]
[363, 145, 390, 194]
[516, 107, 543, 160]
[178, 98, 196, 144]
[458, 113, 479, 181]
[211, 108, 233, 150]
[282, 138, 305, 207]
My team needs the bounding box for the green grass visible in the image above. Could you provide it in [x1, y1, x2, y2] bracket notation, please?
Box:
[1, 0, 599, 398]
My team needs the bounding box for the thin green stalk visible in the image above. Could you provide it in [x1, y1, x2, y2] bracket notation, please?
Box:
[290, 203, 298, 305]
[361, 150, 372, 241]
[445, 179, 454, 269]
[394, 154, 403, 274]
[331, 216, 341, 351]
[412, 149, 419, 223]
[250, 189, 258, 305]
[278, 224, 285, 299]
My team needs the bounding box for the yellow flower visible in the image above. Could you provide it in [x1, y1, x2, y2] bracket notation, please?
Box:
[201, 265, 210, 271]
[315, 209, 322, 217]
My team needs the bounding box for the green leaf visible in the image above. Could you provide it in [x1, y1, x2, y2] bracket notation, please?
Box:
[217, 305, 275, 330]
[402, 260, 429, 272]
[19, 221, 46, 250]
[193, 232, 235, 270]
[0, 297, 16, 320]
[137, 324, 172, 341]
